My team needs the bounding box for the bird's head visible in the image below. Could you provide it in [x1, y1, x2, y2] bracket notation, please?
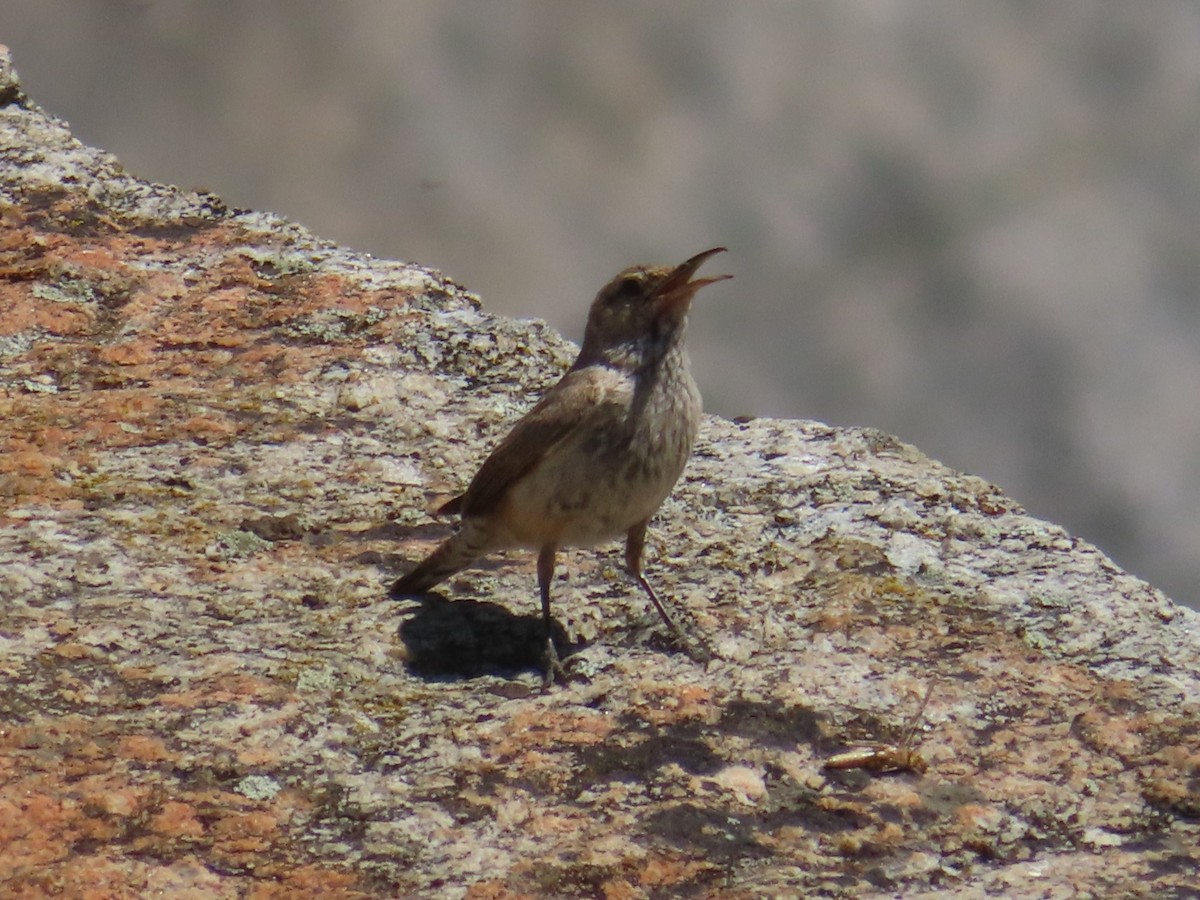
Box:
[580, 247, 730, 364]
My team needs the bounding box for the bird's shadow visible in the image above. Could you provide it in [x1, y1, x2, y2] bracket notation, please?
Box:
[394, 589, 575, 681]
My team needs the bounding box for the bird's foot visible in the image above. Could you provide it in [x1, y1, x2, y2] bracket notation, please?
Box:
[645, 610, 716, 665]
[541, 636, 569, 688]
[665, 627, 715, 665]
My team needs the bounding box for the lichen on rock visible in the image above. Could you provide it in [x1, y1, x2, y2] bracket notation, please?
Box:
[1, 46, 1196, 898]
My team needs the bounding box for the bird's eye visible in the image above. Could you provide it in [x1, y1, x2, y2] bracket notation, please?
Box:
[609, 274, 642, 304]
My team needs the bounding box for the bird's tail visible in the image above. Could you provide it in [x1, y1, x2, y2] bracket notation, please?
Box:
[390, 523, 493, 596]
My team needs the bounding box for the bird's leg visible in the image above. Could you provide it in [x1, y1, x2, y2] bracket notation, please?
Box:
[537, 544, 567, 685]
[626, 520, 713, 664]
[625, 519, 681, 635]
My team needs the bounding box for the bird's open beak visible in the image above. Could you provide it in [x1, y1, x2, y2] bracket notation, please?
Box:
[653, 247, 732, 319]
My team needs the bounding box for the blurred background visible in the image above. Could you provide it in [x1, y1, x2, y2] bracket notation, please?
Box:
[3, 1, 1198, 609]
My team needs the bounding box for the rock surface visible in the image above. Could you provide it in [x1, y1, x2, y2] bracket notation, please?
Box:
[1, 47, 1197, 898]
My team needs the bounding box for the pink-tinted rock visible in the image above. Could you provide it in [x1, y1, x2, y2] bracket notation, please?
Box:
[0, 45, 1196, 897]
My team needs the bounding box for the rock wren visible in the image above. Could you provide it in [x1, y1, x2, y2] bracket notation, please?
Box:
[392, 247, 730, 679]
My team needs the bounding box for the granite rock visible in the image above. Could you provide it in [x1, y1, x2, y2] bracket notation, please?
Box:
[1, 47, 1197, 898]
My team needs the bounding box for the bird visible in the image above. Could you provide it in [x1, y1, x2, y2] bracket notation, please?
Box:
[392, 247, 730, 680]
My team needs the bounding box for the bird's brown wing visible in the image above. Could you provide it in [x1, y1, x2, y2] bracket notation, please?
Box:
[449, 365, 631, 519]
